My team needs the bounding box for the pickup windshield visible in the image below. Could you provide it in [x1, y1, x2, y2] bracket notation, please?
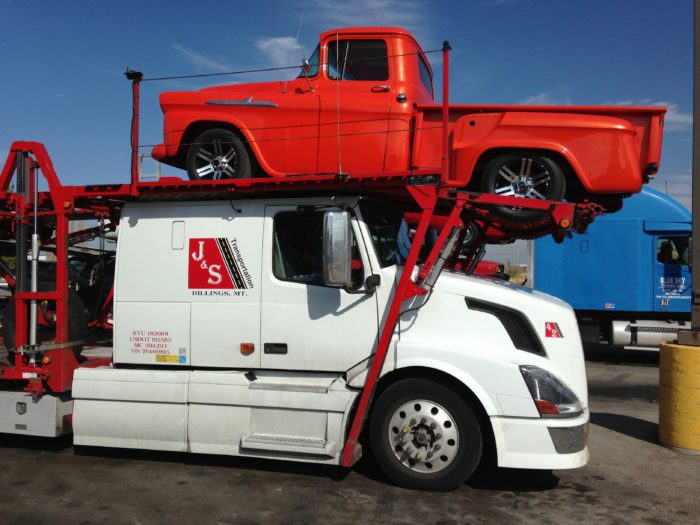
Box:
[298, 44, 320, 78]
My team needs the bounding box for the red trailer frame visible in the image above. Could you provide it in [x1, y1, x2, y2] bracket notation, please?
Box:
[0, 44, 602, 460]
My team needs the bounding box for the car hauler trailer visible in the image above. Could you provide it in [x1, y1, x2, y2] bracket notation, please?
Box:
[0, 45, 644, 491]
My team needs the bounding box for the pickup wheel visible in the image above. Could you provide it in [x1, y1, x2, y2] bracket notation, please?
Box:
[369, 378, 483, 491]
[481, 153, 566, 221]
[186, 129, 253, 181]
[3, 288, 88, 362]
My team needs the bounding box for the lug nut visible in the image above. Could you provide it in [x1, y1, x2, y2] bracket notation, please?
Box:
[430, 422, 437, 429]
[434, 444, 441, 451]
[420, 417, 427, 424]
[402, 425, 409, 434]
[402, 435, 410, 444]
[416, 451, 424, 460]
[435, 433, 443, 440]
[410, 418, 416, 426]
[427, 451, 434, 459]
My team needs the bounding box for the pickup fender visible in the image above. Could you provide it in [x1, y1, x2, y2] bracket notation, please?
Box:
[158, 109, 287, 178]
[449, 112, 642, 193]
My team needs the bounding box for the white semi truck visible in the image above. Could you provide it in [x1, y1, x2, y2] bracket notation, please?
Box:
[0, 120, 595, 492]
[67, 194, 588, 491]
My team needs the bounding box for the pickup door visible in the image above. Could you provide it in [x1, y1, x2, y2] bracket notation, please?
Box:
[316, 37, 396, 175]
[260, 205, 379, 371]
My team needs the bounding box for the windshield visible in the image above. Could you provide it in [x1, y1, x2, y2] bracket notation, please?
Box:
[359, 200, 407, 267]
[359, 200, 439, 268]
[297, 44, 320, 78]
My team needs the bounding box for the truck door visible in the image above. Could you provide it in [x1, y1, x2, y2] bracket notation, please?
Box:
[317, 38, 393, 175]
[653, 235, 691, 313]
[260, 205, 379, 371]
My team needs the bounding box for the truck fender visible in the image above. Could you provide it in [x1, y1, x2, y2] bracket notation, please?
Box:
[347, 356, 501, 417]
[169, 111, 285, 177]
[449, 113, 585, 188]
[449, 112, 638, 192]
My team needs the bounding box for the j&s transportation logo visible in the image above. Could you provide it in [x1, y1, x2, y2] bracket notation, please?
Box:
[188, 238, 253, 295]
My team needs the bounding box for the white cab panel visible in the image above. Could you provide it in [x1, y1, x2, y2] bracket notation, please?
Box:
[73, 367, 357, 464]
[260, 205, 379, 371]
[115, 201, 264, 367]
[73, 368, 189, 451]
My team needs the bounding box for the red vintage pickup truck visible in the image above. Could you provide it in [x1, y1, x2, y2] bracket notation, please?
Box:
[152, 26, 665, 220]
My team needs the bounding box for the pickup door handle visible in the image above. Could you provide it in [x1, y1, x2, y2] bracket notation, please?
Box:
[264, 343, 288, 354]
[372, 85, 390, 92]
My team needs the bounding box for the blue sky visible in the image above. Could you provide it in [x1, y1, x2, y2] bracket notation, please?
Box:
[0, 0, 693, 220]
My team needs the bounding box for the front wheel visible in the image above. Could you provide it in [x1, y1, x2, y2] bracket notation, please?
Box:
[369, 378, 483, 491]
[481, 153, 566, 221]
[186, 128, 253, 181]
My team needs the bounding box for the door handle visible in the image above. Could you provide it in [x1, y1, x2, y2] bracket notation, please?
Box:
[372, 85, 390, 93]
[264, 343, 288, 354]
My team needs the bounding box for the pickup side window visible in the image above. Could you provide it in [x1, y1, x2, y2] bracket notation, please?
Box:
[327, 40, 388, 81]
[418, 54, 433, 98]
[657, 236, 689, 265]
[272, 210, 364, 287]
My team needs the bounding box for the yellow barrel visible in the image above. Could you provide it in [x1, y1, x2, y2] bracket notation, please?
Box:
[659, 343, 700, 453]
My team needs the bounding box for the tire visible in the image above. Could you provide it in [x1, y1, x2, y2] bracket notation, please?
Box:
[369, 378, 483, 491]
[481, 153, 566, 221]
[3, 288, 87, 362]
[186, 128, 253, 181]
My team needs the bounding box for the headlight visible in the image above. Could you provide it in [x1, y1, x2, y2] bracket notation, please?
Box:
[519, 365, 583, 418]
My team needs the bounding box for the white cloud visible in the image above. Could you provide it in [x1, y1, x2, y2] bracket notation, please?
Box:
[649, 169, 692, 211]
[256, 36, 305, 68]
[605, 99, 691, 132]
[172, 44, 231, 73]
[519, 92, 573, 105]
[302, 0, 426, 33]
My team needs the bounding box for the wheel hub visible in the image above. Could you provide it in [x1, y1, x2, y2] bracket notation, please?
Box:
[513, 176, 534, 196]
[210, 156, 229, 175]
[388, 400, 459, 474]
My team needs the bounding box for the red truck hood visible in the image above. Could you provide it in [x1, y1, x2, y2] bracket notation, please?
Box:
[199, 81, 285, 95]
[159, 81, 286, 106]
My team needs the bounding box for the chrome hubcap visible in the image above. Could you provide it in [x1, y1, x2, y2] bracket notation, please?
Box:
[195, 139, 237, 180]
[494, 157, 551, 199]
[388, 399, 459, 474]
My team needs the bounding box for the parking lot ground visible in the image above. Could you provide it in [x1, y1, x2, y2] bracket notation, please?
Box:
[1, 347, 699, 525]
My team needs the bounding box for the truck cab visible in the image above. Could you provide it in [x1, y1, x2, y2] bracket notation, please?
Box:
[73, 193, 589, 490]
[534, 188, 691, 349]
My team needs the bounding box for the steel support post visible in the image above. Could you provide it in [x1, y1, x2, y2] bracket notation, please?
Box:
[678, 0, 700, 345]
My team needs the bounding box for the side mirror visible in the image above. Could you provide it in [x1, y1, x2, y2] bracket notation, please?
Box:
[302, 58, 311, 73]
[323, 211, 351, 287]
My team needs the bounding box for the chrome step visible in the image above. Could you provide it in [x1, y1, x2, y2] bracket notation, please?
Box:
[241, 433, 336, 457]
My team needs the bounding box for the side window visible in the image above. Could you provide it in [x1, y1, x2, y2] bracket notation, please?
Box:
[272, 210, 364, 287]
[657, 236, 689, 265]
[327, 40, 388, 81]
[418, 54, 433, 98]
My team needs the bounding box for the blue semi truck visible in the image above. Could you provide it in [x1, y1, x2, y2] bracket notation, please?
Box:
[533, 188, 691, 350]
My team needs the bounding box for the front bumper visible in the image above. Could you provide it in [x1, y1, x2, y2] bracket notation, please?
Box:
[491, 409, 589, 470]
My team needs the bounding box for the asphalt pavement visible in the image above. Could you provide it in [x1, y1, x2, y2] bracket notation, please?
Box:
[1, 345, 698, 524]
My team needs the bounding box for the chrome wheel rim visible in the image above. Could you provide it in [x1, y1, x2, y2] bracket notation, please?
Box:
[387, 399, 459, 474]
[194, 138, 238, 180]
[493, 157, 552, 200]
